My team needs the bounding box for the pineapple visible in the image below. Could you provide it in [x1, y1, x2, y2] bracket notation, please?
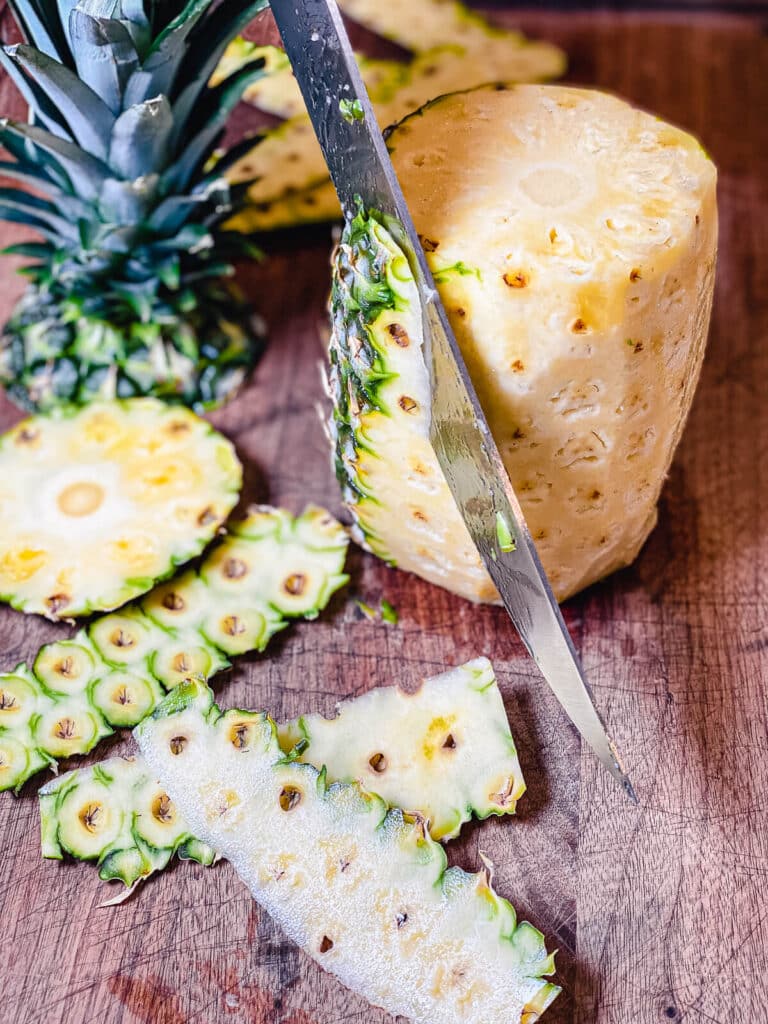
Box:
[40, 658, 524, 888]
[0, 505, 349, 792]
[286, 657, 524, 840]
[136, 679, 560, 1023]
[329, 85, 718, 603]
[0, 398, 241, 618]
[0, 0, 270, 413]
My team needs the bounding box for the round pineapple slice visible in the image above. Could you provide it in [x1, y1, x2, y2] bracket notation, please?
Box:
[33, 642, 96, 696]
[133, 779, 188, 851]
[90, 672, 164, 728]
[56, 780, 125, 860]
[201, 609, 268, 656]
[33, 702, 104, 759]
[89, 610, 162, 668]
[0, 674, 39, 730]
[0, 399, 241, 619]
[330, 85, 718, 602]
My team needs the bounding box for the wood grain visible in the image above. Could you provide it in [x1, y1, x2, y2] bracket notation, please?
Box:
[0, 8, 766, 1024]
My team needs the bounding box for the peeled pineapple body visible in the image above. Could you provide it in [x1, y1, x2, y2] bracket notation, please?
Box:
[40, 658, 524, 887]
[0, 506, 349, 793]
[136, 680, 559, 1024]
[330, 85, 718, 603]
[285, 657, 524, 840]
[0, 399, 241, 619]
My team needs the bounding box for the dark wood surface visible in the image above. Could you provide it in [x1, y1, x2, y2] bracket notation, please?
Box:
[0, 8, 767, 1024]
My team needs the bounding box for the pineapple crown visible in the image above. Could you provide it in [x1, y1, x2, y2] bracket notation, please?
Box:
[0, 0, 269, 324]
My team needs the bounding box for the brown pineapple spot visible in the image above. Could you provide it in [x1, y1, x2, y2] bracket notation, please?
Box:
[172, 653, 190, 674]
[55, 717, 77, 740]
[420, 237, 439, 252]
[396, 912, 409, 929]
[511, 359, 525, 373]
[630, 268, 642, 282]
[387, 323, 410, 347]
[0, 691, 17, 710]
[398, 396, 418, 414]
[162, 592, 185, 612]
[152, 793, 174, 824]
[283, 574, 307, 596]
[369, 752, 387, 774]
[571, 318, 588, 334]
[46, 594, 70, 615]
[110, 629, 135, 649]
[319, 936, 334, 954]
[442, 734, 457, 750]
[114, 685, 132, 707]
[491, 777, 517, 808]
[229, 723, 252, 750]
[549, 228, 558, 244]
[79, 803, 103, 834]
[223, 558, 248, 580]
[167, 420, 191, 435]
[197, 507, 217, 527]
[55, 656, 75, 678]
[503, 271, 528, 289]
[279, 786, 302, 811]
[223, 615, 245, 637]
[15, 427, 39, 445]
[413, 510, 428, 523]
[169, 735, 188, 756]
[454, 307, 467, 318]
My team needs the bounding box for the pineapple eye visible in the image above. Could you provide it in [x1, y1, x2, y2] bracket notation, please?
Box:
[398, 395, 418, 414]
[387, 323, 410, 347]
[197, 506, 216, 526]
[151, 794, 175, 824]
[279, 786, 302, 812]
[223, 557, 248, 579]
[491, 777, 517, 807]
[368, 753, 387, 774]
[169, 735, 188, 756]
[319, 936, 334, 954]
[229, 723, 253, 750]
[162, 592, 185, 611]
[571, 318, 588, 334]
[282, 574, 306, 596]
[222, 615, 245, 636]
[442, 734, 457, 750]
[46, 593, 71, 615]
[503, 270, 528, 288]
[110, 628, 135, 649]
[55, 717, 77, 740]
[54, 656, 75, 678]
[78, 802, 104, 834]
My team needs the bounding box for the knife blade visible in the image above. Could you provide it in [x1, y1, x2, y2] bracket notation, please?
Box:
[269, 0, 636, 802]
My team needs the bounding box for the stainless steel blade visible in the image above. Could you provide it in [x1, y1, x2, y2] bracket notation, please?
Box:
[269, 0, 636, 801]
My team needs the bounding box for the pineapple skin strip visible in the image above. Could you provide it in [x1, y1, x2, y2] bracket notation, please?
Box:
[136, 680, 560, 1024]
[39, 659, 525, 887]
[0, 506, 349, 793]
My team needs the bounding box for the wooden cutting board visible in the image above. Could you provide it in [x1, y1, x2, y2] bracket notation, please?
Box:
[0, 7, 766, 1023]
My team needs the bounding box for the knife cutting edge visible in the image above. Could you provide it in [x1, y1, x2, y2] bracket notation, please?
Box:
[269, 0, 637, 803]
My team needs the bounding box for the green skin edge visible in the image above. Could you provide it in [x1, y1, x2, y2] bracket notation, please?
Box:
[0, 508, 350, 794]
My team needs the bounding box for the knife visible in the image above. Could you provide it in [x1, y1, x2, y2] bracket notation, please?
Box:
[269, 0, 636, 802]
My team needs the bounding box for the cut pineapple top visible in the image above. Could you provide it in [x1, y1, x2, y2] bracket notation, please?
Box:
[0, 399, 241, 619]
[0, 506, 349, 793]
[284, 657, 524, 840]
[136, 681, 559, 1024]
[330, 85, 717, 602]
[40, 659, 525, 889]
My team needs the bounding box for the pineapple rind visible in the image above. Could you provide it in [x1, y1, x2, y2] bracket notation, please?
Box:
[0, 506, 349, 793]
[135, 680, 559, 1024]
[0, 398, 242, 618]
[329, 86, 718, 602]
[283, 657, 525, 840]
[38, 658, 526, 889]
